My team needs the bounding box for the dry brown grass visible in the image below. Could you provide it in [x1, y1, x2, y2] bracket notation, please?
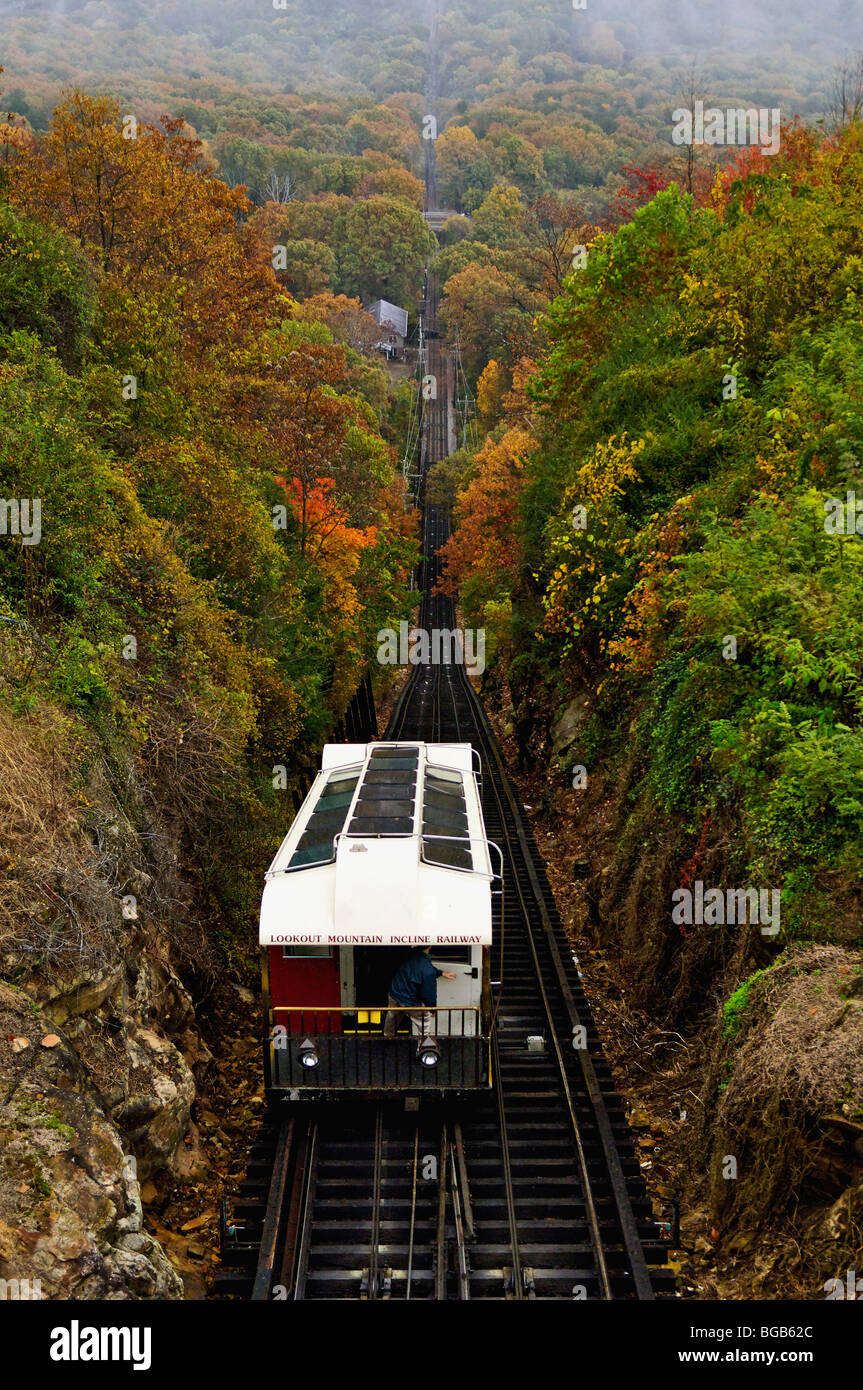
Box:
[0, 607, 228, 990]
[709, 944, 863, 1227]
[0, 703, 120, 984]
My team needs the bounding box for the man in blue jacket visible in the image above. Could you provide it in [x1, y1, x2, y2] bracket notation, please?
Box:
[383, 947, 456, 1044]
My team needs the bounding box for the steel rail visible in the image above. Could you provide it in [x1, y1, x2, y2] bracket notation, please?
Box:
[407, 491, 655, 1297]
[491, 1031, 524, 1300]
[435, 1123, 448, 1300]
[449, 1139, 471, 1300]
[292, 1122, 319, 1301]
[453, 1121, 475, 1241]
[405, 1124, 420, 1300]
[387, 488, 655, 1297]
[364, 1108, 385, 1300]
[474, 729, 614, 1298]
[415, 423, 657, 1299]
[251, 1118, 294, 1301]
[278, 1119, 310, 1299]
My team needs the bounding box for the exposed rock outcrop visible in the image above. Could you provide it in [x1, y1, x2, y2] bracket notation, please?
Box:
[550, 693, 590, 756]
[0, 983, 183, 1299]
[0, 706, 217, 1299]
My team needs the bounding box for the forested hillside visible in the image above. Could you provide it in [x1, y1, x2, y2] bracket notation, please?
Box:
[0, 79, 419, 1295]
[443, 121, 863, 973]
[0, 81, 418, 929]
[2, 0, 860, 219]
[2, 0, 861, 104]
[436, 126, 863, 1280]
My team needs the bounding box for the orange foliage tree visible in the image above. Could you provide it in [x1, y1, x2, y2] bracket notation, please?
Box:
[7, 91, 283, 353]
[437, 427, 534, 626]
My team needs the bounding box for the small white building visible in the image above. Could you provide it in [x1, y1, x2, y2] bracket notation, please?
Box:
[364, 299, 409, 360]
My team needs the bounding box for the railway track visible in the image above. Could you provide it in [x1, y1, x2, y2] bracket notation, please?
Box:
[383, 497, 670, 1299]
[223, 1105, 476, 1299]
[217, 264, 674, 1300]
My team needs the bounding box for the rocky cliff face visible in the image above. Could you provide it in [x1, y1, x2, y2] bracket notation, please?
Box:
[0, 705, 214, 1300]
[0, 983, 184, 1298]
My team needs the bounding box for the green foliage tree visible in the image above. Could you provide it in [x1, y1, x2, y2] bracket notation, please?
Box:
[336, 194, 435, 306]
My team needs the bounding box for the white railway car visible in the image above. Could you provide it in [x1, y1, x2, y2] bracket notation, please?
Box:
[259, 742, 499, 1098]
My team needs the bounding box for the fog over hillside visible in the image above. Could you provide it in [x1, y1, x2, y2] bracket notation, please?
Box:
[0, 0, 860, 114]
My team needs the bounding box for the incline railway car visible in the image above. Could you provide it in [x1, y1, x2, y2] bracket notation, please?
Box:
[259, 741, 499, 1100]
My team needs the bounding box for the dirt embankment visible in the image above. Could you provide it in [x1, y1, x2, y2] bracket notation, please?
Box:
[487, 684, 863, 1301]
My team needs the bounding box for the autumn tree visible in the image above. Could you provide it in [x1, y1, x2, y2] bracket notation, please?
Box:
[435, 125, 494, 210]
[336, 194, 435, 306]
[471, 184, 528, 249]
[523, 194, 598, 297]
[477, 359, 508, 426]
[356, 165, 425, 206]
[827, 51, 863, 130]
[8, 91, 283, 354]
[437, 428, 533, 627]
[234, 333, 393, 555]
[442, 260, 542, 377]
[292, 294, 383, 355]
[276, 238, 337, 297]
